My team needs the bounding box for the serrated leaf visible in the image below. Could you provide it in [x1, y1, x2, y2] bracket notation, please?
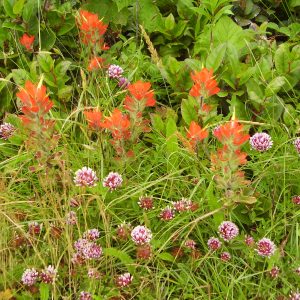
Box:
[265, 76, 285, 97]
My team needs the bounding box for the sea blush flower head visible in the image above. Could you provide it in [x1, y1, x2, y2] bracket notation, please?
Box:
[245, 235, 255, 246]
[295, 266, 300, 276]
[74, 238, 102, 260]
[220, 252, 231, 261]
[190, 68, 220, 98]
[0, 122, 16, 140]
[65, 211, 77, 225]
[74, 167, 98, 187]
[256, 238, 276, 258]
[103, 172, 123, 191]
[160, 206, 175, 221]
[28, 221, 42, 235]
[20, 33, 35, 50]
[290, 291, 300, 300]
[292, 195, 300, 205]
[185, 239, 196, 250]
[269, 266, 280, 279]
[136, 244, 152, 259]
[207, 237, 222, 251]
[40, 265, 57, 284]
[108, 64, 124, 79]
[131, 225, 152, 245]
[83, 229, 100, 241]
[116, 222, 132, 240]
[118, 77, 130, 89]
[124, 80, 155, 112]
[250, 132, 273, 152]
[138, 196, 154, 210]
[294, 138, 300, 154]
[79, 291, 93, 300]
[116, 273, 133, 287]
[172, 198, 192, 212]
[218, 221, 239, 241]
[87, 268, 100, 279]
[21, 268, 39, 286]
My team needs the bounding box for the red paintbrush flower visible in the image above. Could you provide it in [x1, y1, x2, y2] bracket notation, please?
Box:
[187, 121, 208, 147]
[16, 81, 53, 118]
[101, 109, 131, 140]
[84, 110, 103, 129]
[87, 57, 105, 71]
[124, 81, 155, 112]
[20, 33, 35, 51]
[77, 10, 108, 46]
[213, 121, 249, 146]
[190, 68, 220, 98]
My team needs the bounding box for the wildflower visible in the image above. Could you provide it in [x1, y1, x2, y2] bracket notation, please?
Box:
[220, 252, 231, 261]
[124, 81, 155, 112]
[21, 268, 39, 286]
[218, 221, 239, 241]
[292, 195, 300, 205]
[116, 222, 132, 241]
[118, 77, 130, 89]
[28, 222, 42, 235]
[16, 81, 53, 118]
[65, 211, 77, 225]
[256, 238, 276, 258]
[40, 265, 57, 284]
[136, 244, 152, 259]
[190, 68, 220, 98]
[187, 121, 209, 147]
[138, 196, 154, 210]
[250, 132, 273, 152]
[269, 266, 280, 279]
[207, 237, 222, 251]
[77, 10, 108, 46]
[108, 64, 124, 79]
[103, 172, 123, 191]
[294, 138, 300, 154]
[87, 268, 100, 279]
[20, 33, 35, 50]
[160, 206, 175, 221]
[87, 56, 105, 71]
[83, 229, 100, 241]
[84, 110, 103, 130]
[0, 122, 16, 140]
[101, 109, 131, 140]
[172, 198, 192, 212]
[290, 291, 300, 300]
[79, 291, 93, 300]
[116, 273, 133, 287]
[245, 235, 255, 246]
[131, 225, 152, 245]
[70, 197, 81, 207]
[185, 239, 196, 250]
[213, 121, 249, 147]
[74, 167, 98, 187]
[74, 238, 102, 260]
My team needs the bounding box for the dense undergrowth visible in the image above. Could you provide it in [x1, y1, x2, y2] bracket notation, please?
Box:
[0, 0, 300, 299]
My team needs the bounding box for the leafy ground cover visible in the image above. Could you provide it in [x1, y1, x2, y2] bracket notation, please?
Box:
[0, 0, 300, 299]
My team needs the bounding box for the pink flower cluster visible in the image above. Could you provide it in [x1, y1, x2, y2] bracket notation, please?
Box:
[131, 225, 152, 245]
[28, 221, 42, 235]
[250, 132, 273, 152]
[21, 268, 39, 286]
[74, 167, 98, 187]
[72, 236, 102, 263]
[185, 239, 196, 250]
[255, 238, 276, 258]
[292, 195, 300, 205]
[172, 198, 192, 212]
[79, 291, 92, 300]
[207, 237, 222, 251]
[65, 211, 77, 225]
[116, 222, 132, 240]
[108, 64, 124, 79]
[220, 252, 231, 261]
[160, 206, 175, 221]
[40, 265, 57, 284]
[218, 221, 239, 241]
[138, 196, 154, 210]
[116, 272, 133, 287]
[103, 172, 123, 191]
[294, 138, 300, 154]
[83, 228, 100, 241]
[0, 122, 15, 140]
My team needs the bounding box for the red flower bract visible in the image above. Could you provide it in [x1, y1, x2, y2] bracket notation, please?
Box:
[213, 121, 249, 146]
[17, 81, 53, 118]
[124, 81, 155, 112]
[77, 10, 108, 46]
[187, 121, 208, 144]
[87, 57, 105, 71]
[101, 109, 131, 140]
[190, 68, 220, 98]
[20, 33, 35, 50]
[84, 110, 103, 130]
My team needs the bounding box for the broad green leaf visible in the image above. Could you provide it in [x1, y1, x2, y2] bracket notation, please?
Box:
[3, 0, 16, 18]
[2, 21, 24, 32]
[181, 98, 197, 125]
[57, 16, 76, 36]
[206, 181, 223, 226]
[104, 248, 134, 274]
[166, 118, 178, 154]
[115, 0, 134, 11]
[157, 252, 175, 262]
[151, 114, 165, 134]
[37, 53, 54, 73]
[265, 76, 285, 97]
[206, 43, 227, 72]
[275, 44, 290, 74]
[11, 69, 30, 85]
[246, 79, 264, 103]
[39, 283, 49, 300]
[40, 28, 56, 50]
[22, 0, 38, 22]
[165, 14, 175, 31]
[13, 0, 25, 14]
[54, 61, 72, 76]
